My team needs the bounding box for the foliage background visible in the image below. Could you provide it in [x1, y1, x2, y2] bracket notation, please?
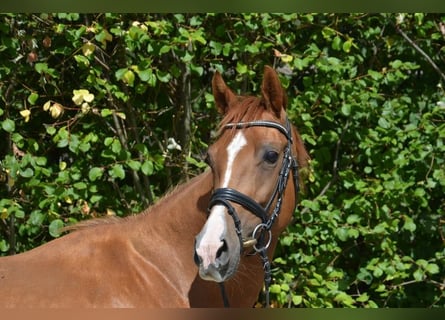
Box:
[0, 13, 444, 307]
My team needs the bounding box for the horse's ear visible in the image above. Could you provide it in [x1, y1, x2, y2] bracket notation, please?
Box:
[261, 66, 287, 117]
[212, 71, 237, 115]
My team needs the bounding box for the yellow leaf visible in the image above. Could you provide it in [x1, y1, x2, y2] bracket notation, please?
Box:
[73, 89, 89, 96]
[50, 103, 63, 119]
[59, 161, 67, 171]
[103, 30, 113, 42]
[72, 94, 83, 106]
[43, 100, 52, 111]
[82, 42, 95, 56]
[1, 208, 8, 219]
[280, 54, 293, 63]
[20, 109, 31, 122]
[116, 112, 126, 120]
[83, 93, 94, 103]
[72, 89, 93, 105]
[81, 102, 91, 114]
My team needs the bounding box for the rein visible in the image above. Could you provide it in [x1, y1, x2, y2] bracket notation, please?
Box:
[207, 118, 299, 308]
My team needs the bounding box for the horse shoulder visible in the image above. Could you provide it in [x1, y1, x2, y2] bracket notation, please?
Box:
[0, 224, 189, 307]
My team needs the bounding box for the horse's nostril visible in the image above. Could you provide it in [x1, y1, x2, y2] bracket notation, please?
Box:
[216, 240, 228, 259]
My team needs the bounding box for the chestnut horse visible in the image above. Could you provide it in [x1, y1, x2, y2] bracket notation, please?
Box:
[0, 66, 308, 307]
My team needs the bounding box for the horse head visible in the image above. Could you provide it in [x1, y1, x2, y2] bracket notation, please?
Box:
[194, 66, 308, 285]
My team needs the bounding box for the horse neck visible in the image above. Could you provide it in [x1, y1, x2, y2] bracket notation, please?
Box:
[130, 169, 212, 247]
[123, 170, 211, 288]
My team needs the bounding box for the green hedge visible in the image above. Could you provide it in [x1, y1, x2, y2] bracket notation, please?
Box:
[1, 13, 444, 307]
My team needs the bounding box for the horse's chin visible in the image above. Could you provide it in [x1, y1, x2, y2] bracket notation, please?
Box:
[198, 251, 240, 283]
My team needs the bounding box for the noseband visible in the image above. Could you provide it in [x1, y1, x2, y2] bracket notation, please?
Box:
[207, 118, 299, 307]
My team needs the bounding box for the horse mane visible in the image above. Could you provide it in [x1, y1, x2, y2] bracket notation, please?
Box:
[62, 173, 201, 233]
[61, 215, 124, 233]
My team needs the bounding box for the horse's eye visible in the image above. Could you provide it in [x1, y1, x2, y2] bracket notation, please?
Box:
[264, 150, 279, 164]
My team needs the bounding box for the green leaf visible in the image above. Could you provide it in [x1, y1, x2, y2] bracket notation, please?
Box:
[269, 284, 281, 294]
[341, 104, 351, 116]
[390, 59, 403, 69]
[110, 164, 125, 179]
[402, 216, 416, 232]
[347, 214, 361, 224]
[425, 263, 439, 275]
[1, 119, 15, 133]
[73, 182, 87, 190]
[378, 117, 391, 129]
[104, 137, 114, 146]
[35, 62, 48, 74]
[292, 295, 303, 306]
[347, 228, 359, 239]
[0, 239, 9, 252]
[413, 268, 424, 281]
[159, 45, 171, 54]
[356, 293, 370, 302]
[334, 292, 355, 306]
[57, 138, 69, 148]
[27, 92, 39, 105]
[46, 126, 56, 135]
[88, 167, 103, 181]
[49, 219, 64, 237]
[19, 168, 34, 178]
[186, 156, 207, 169]
[368, 69, 383, 80]
[14, 208, 25, 219]
[122, 70, 135, 86]
[357, 268, 373, 285]
[90, 195, 103, 203]
[332, 36, 342, 51]
[236, 62, 248, 74]
[111, 139, 122, 154]
[342, 39, 353, 53]
[336, 227, 349, 242]
[301, 199, 320, 211]
[115, 68, 128, 80]
[137, 68, 153, 82]
[156, 70, 171, 83]
[127, 160, 141, 171]
[321, 26, 336, 39]
[373, 222, 389, 234]
[74, 54, 90, 67]
[141, 160, 154, 176]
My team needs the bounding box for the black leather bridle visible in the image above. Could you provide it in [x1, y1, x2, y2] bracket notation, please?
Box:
[207, 118, 299, 307]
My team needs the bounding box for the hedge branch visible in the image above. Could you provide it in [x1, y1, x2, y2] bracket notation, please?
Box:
[395, 24, 445, 82]
[297, 120, 350, 219]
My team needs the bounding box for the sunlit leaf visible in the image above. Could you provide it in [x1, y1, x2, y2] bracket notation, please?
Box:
[20, 109, 31, 122]
[82, 42, 95, 56]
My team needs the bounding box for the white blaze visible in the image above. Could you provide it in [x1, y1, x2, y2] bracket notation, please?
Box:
[222, 131, 247, 187]
[196, 131, 247, 268]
